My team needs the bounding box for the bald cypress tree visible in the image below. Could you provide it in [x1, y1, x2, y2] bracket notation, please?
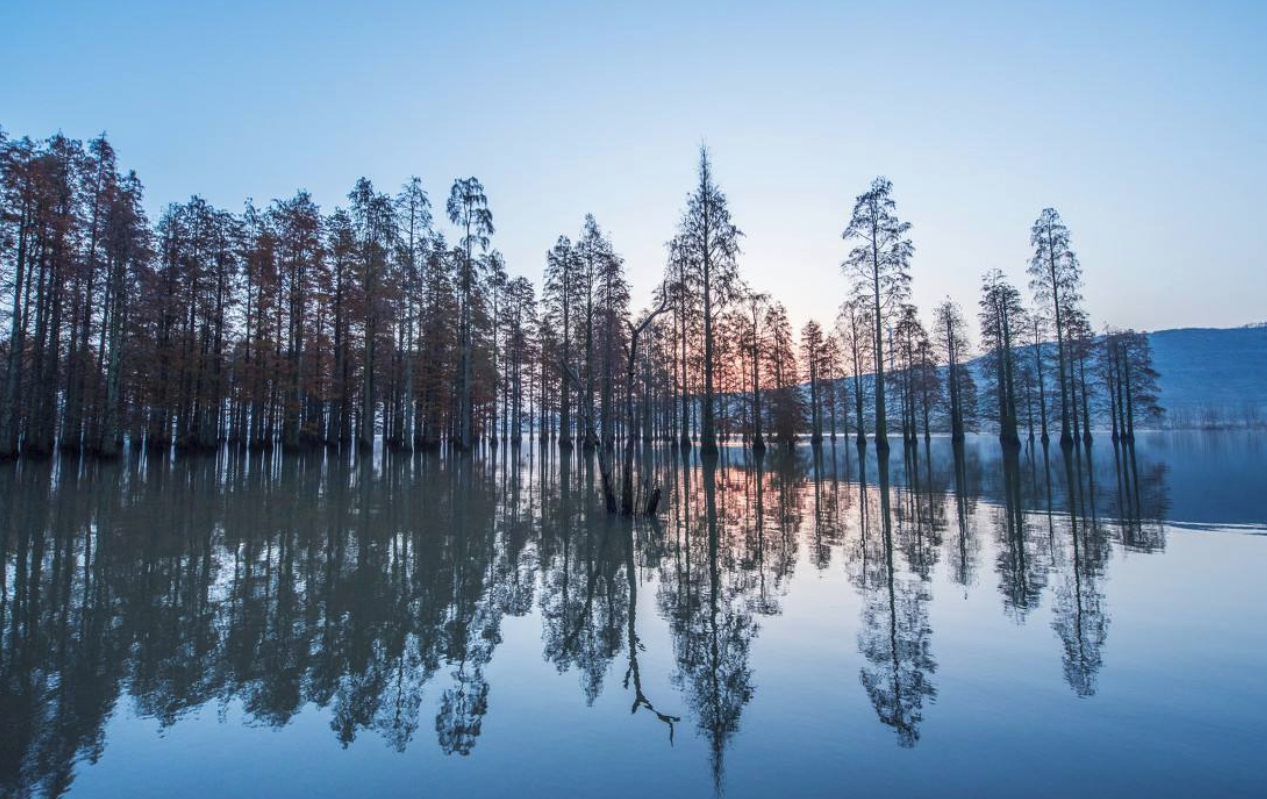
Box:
[323, 208, 356, 444]
[841, 177, 913, 452]
[412, 231, 453, 448]
[664, 234, 697, 448]
[394, 177, 432, 449]
[484, 250, 507, 446]
[979, 269, 1023, 446]
[574, 214, 608, 449]
[933, 299, 970, 442]
[738, 287, 771, 451]
[801, 319, 827, 445]
[62, 134, 116, 453]
[595, 224, 629, 448]
[272, 191, 323, 449]
[97, 171, 150, 455]
[543, 235, 577, 448]
[349, 179, 396, 451]
[447, 177, 493, 451]
[836, 295, 874, 447]
[677, 146, 741, 456]
[1028, 208, 1083, 447]
[1102, 328, 1163, 441]
[765, 301, 802, 447]
[0, 134, 40, 456]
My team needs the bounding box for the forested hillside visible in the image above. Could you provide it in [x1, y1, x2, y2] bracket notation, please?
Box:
[1148, 325, 1267, 427]
[953, 324, 1266, 431]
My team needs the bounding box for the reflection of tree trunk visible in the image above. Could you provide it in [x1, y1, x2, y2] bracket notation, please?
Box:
[952, 445, 970, 584]
[559, 520, 614, 655]
[881, 473, 900, 740]
[702, 455, 724, 789]
[754, 455, 767, 603]
[621, 296, 669, 515]
[1051, 449, 1107, 694]
[751, 342, 764, 452]
[560, 358, 615, 512]
[624, 520, 679, 739]
[857, 450, 935, 747]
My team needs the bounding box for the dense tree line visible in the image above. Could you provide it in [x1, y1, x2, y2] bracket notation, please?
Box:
[0, 128, 1163, 471]
[0, 129, 539, 457]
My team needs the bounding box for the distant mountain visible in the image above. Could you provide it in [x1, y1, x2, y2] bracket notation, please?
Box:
[955, 324, 1265, 430]
[1146, 324, 1267, 426]
[816, 324, 1266, 432]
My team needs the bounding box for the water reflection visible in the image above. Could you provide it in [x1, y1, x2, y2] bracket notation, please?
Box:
[2, 432, 1247, 798]
[855, 450, 936, 748]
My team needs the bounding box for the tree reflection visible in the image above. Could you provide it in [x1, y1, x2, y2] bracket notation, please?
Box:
[856, 452, 937, 748]
[624, 517, 680, 740]
[994, 447, 1051, 620]
[1111, 443, 1170, 552]
[661, 453, 758, 792]
[947, 443, 982, 590]
[1047, 449, 1110, 697]
[0, 434, 1185, 797]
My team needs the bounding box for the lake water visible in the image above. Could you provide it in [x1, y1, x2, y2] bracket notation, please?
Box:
[2, 433, 1265, 798]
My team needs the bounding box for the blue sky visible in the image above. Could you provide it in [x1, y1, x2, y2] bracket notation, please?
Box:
[2, 0, 1263, 334]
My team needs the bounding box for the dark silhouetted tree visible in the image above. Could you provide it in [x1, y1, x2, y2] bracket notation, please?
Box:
[842, 177, 913, 451]
[1028, 208, 1082, 447]
[447, 177, 494, 451]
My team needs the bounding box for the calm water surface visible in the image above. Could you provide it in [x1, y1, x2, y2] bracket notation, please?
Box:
[2, 433, 1265, 798]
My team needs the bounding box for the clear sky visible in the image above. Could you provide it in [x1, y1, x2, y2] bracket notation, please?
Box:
[2, 0, 1264, 335]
